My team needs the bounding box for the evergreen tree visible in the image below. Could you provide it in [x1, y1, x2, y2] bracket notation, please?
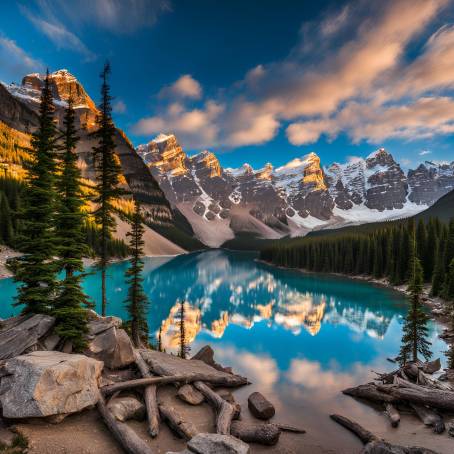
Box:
[444, 259, 454, 301]
[14, 72, 58, 314]
[0, 192, 14, 245]
[398, 228, 432, 365]
[178, 299, 190, 359]
[124, 201, 149, 347]
[92, 62, 123, 316]
[431, 239, 446, 297]
[158, 325, 163, 352]
[53, 97, 91, 352]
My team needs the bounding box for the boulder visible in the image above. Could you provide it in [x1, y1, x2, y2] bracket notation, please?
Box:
[0, 351, 103, 419]
[177, 384, 204, 405]
[247, 392, 275, 420]
[187, 433, 249, 454]
[191, 345, 230, 373]
[0, 314, 55, 360]
[107, 396, 145, 422]
[86, 326, 134, 370]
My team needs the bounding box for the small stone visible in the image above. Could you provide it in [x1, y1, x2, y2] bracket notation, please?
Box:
[107, 396, 145, 422]
[248, 392, 275, 420]
[177, 384, 204, 405]
[187, 433, 250, 454]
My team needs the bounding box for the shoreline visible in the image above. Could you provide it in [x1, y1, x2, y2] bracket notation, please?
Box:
[257, 258, 453, 348]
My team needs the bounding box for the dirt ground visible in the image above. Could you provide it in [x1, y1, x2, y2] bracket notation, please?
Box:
[11, 384, 454, 454]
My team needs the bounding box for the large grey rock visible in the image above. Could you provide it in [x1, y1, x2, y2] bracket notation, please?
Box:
[107, 396, 145, 422]
[0, 314, 55, 360]
[86, 326, 134, 369]
[186, 433, 249, 454]
[247, 392, 275, 420]
[0, 351, 103, 419]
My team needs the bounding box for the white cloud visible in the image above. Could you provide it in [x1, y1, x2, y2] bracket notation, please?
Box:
[419, 149, 432, 156]
[0, 36, 44, 82]
[159, 75, 203, 100]
[21, 7, 95, 61]
[113, 99, 127, 114]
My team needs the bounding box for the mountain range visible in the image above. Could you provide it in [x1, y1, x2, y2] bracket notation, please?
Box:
[137, 133, 454, 246]
[1, 69, 453, 250]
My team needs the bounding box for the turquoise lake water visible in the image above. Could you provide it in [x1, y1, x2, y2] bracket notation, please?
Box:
[0, 250, 448, 452]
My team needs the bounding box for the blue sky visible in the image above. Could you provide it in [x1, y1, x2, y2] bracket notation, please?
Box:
[1, 0, 454, 169]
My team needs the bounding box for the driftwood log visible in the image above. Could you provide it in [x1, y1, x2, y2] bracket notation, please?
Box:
[97, 395, 152, 454]
[342, 383, 396, 403]
[377, 384, 454, 412]
[384, 403, 400, 428]
[230, 421, 280, 446]
[101, 373, 247, 397]
[134, 351, 160, 438]
[193, 381, 235, 435]
[330, 414, 377, 444]
[409, 403, 445, 434]
[158, 402, 198, 440]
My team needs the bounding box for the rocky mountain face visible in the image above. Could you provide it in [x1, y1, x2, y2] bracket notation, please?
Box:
[137, 136, 454, 247]
[0, 70, 174, 231]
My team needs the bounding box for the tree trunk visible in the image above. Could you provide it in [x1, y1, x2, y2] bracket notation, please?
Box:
[158, 403, 198, 440]
[134, 351, 159, 438]
[384, 403, 400, 428]
[342, 383, 396, 403]
[97, 395, 152, 454]
[230, 421, 281, 446]
[193, 381, 235, 435]
[409, 403, 445, 434]
[329, 414, 377, 444]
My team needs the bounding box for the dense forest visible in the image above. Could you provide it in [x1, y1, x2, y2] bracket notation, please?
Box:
[260, 217, 454, 303]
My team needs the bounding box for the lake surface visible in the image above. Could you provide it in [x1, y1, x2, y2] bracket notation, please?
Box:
[0, 250, 449, 452]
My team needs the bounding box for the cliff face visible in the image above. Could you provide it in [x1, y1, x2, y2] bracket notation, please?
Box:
[138, 135, 454, 246]
[0, 70, 174, 230]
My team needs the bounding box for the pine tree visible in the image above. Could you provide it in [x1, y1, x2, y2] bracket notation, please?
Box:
[53, 97, 91, 352]
[398, 228, 432, 365]
[178, 299, 190, 359]
[0, 192, 14, 245]
[92, 62, 123, 316]
[431, 239, 446, 297]
[158, 325, 163, 352]
[444, 259, 454, 302]
[124, 201, 149, 347]
[14, 72, 58, 315]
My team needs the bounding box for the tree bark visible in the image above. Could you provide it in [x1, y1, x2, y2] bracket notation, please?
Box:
[193, 381, 235, 435]
[384, 403, 400, 428]
[158, 403, 198, 440]
[330, 414, 378, 445]
[97, 394, 153, 454]
[102, 373, 246, 397]
[342, 383, 396, 403]
[230, 421, 281, 446]
[409, 403, 445, 434]
[377, 384, 454, 412]
[134, 351, 160, 438]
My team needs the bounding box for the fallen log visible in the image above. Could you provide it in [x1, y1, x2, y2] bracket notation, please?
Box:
[384, 403, 400, 428]
[134, 351, 160, 438]
[376, 384, 454, 412]
[329, 414, 377, 444]
[230, 421, 280, 446]
[101, 373, 248, 397]
[342, 383, 396, 403]
[274, 423, 306, 434]
[97, 395, 153, 454]
[194, 381, 235, 435]
[158, 403, 198, 440]
[409, 403, 445, 434]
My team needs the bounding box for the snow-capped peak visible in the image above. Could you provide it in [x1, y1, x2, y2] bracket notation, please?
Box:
[152, 133, 175, 144]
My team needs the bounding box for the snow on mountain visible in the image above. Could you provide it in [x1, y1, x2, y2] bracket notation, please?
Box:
[136, 135, 454, 246]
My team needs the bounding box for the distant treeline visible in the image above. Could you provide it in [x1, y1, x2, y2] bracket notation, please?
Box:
[0, 175, 129, 258]
[260, 217, 454, 301]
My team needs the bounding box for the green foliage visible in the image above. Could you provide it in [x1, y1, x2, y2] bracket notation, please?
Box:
[53, 97, 91, 352]
[178, 299, 190, 359]
[13, 73, 59, 315]
[91, 62, 124, 316]
[124, 201, 149, 347]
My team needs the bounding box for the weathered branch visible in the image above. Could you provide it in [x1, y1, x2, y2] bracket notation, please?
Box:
[329, 414, 378, 445]
[158, 403, 198, 440]
[342, 383, 396, 403]
[193, 381, 235, 435]
[97, 394, 153, 454]
[102, 373, 247, 397]
[384, 403, 400, 428]
[134, 351, 159, 438]
[409, 403, 445, 434]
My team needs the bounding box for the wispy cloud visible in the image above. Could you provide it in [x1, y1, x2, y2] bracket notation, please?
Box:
[0, 36, 44, 82]
[113, 99, 127, 114]
[419, 149, 432, 156]
[132, 0, 454, 150]
[20, 6, 96, 61]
